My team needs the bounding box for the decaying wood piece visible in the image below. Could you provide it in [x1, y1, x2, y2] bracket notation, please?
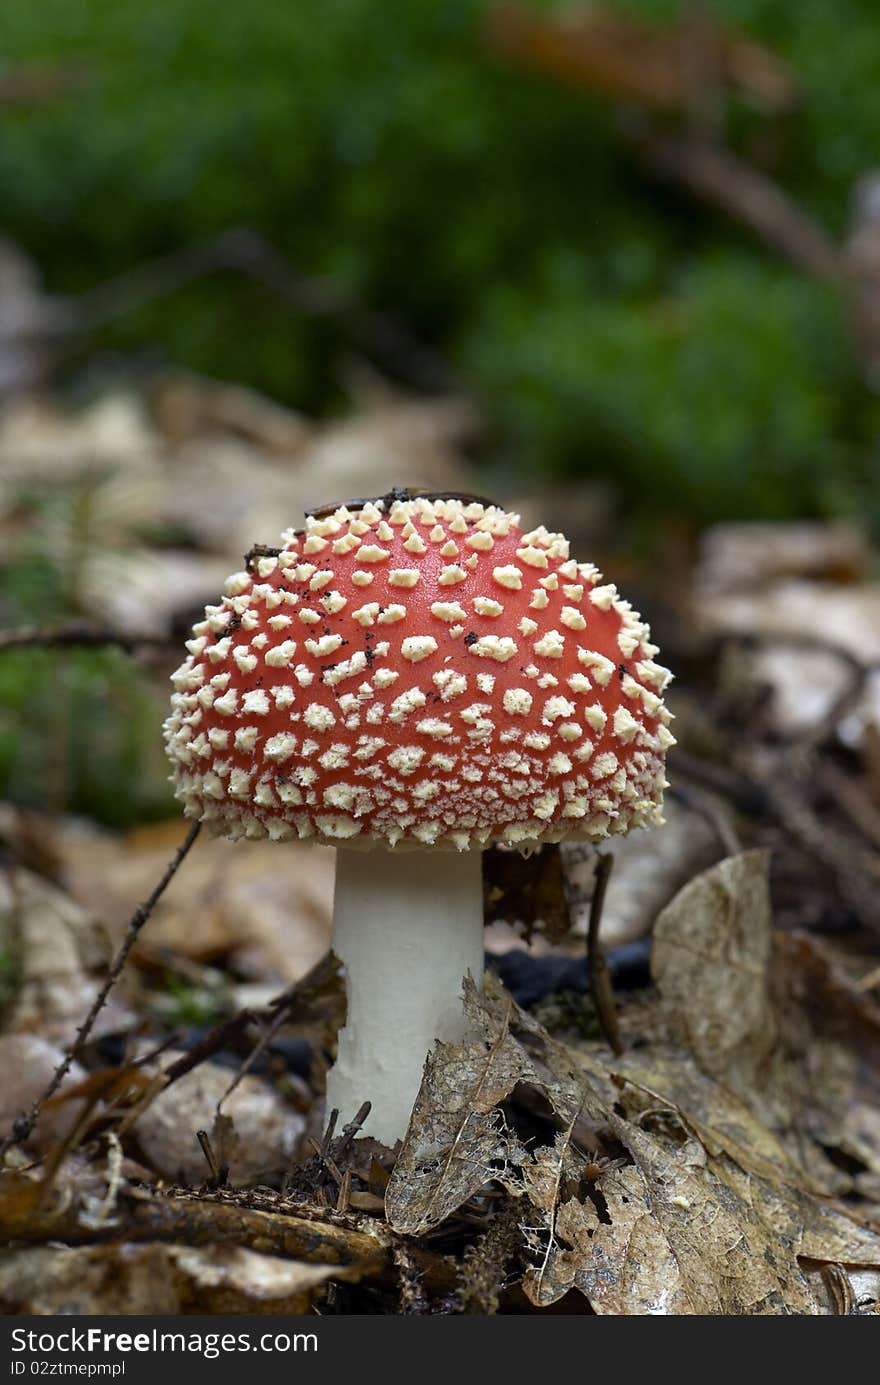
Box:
[0, 1179, 456, 1294]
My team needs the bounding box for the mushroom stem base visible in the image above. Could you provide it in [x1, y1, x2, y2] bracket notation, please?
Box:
[325, 847, 484, 1147]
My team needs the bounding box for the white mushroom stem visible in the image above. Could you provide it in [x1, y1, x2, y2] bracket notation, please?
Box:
[325, 846, 484, 1147]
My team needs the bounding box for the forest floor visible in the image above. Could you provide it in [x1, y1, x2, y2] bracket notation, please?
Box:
[1, 373, 879, 1314]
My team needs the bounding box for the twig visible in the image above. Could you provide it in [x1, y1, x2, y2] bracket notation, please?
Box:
[305, 486, 499, 522]
[35, 1085, 107, 1208]
[629, 130, 842, 281]
[161, 1008, 258, 1089]
[335, 1102, 372, 1161]
[127, 950, 339, 1145]
[674, 630, 880, 930]
[767, 771, 880, 908]
[306, 1137, 344, 1188]
[217, 1002, 291, 1111]
[266, 947, 339, 1011]
[856, 964, 880, 994]
[243, 543, 283, 572]
[0, 1185, 430, 1287]
[74, 227, 458, 394]
[320, 1108, 339, 1155]
[197, 1130, 219, 1182]
[1, 820, 202, 1155]
[668, 746, 770, 814]
[819, 1262, 855, 1316]
[715, 631, 880, 749]
[668, 781, 742, 856]
[817, 762, 880, 855]
[586, 852, 623, 1055]
[288, 1107, 343, 1200]
[0, 621, 171, 655]
[196, 1129, 228, 1189]
[209, 949, 340, 1108]
[336, 1169, 352, 1214]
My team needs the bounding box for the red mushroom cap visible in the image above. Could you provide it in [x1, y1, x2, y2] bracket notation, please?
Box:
[164, 497, 673, 849]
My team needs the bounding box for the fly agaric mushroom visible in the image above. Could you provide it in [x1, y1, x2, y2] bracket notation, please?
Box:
[164, 495, 673, 1144]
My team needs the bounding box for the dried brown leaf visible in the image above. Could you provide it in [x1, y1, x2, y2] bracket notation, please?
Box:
[571, 1123, 820, 1314]
[385, 979, 531, 1235]
[651, 850, 778, 1099]
[0, 868, 132, 1043]
[389, 953, 880, 1314]
[520, 1126, 591, 1307]
[610, 1053, 804, 1188]
[0, 1244, 180, 1314]
[59, 819, 334, 985]
[168, 1243, 358, 1313]
[0, 1241, 361, 1314]
[386, 971, 614, 1240]
[0, 1035, 90, 1154]
[646, 852, 880, 1202]
[523, 1111, 880, 1314]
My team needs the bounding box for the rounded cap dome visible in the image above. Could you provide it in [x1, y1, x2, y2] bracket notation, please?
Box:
[164, 496, 673, 850]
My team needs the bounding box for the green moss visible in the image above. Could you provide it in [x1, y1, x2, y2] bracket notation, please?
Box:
[1, 0, 879, 524]
[153, 973, 231, 1029]
[0, 475, 175, 826]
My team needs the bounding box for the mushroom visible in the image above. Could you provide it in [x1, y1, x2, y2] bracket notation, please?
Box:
[164, 495, 673, 1144]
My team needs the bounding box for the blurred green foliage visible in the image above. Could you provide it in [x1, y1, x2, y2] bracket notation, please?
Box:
[0, 645, 171, 824]
[4, 0, 880, 522]
[0, 476, 175, 824]
[5, 0, 880, 825]
[153, 972, 231, 1029]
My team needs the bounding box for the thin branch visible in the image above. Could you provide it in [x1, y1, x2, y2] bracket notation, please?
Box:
[587, 852, 623, 1055]
[160, 1008, 258, 1089]
[172, 947, 336, 1095]
[0, 621, 172, 655]
[818, 761, 880, 855]
[0, 1185, 388, 1279]
[717, 630, 879, 748]
[217, 1001, 292, 1111]
[667, 781, 742, 856]
[196, 1129, 227, 1189]
[1, 821, 202, 1155]
[0, 1183, 458, 1293]
[629, 130, 842, 281]
[335, 1102, 373, 1162]
[74, 227, 458, 394]
[336, 1169, 352, 1214]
